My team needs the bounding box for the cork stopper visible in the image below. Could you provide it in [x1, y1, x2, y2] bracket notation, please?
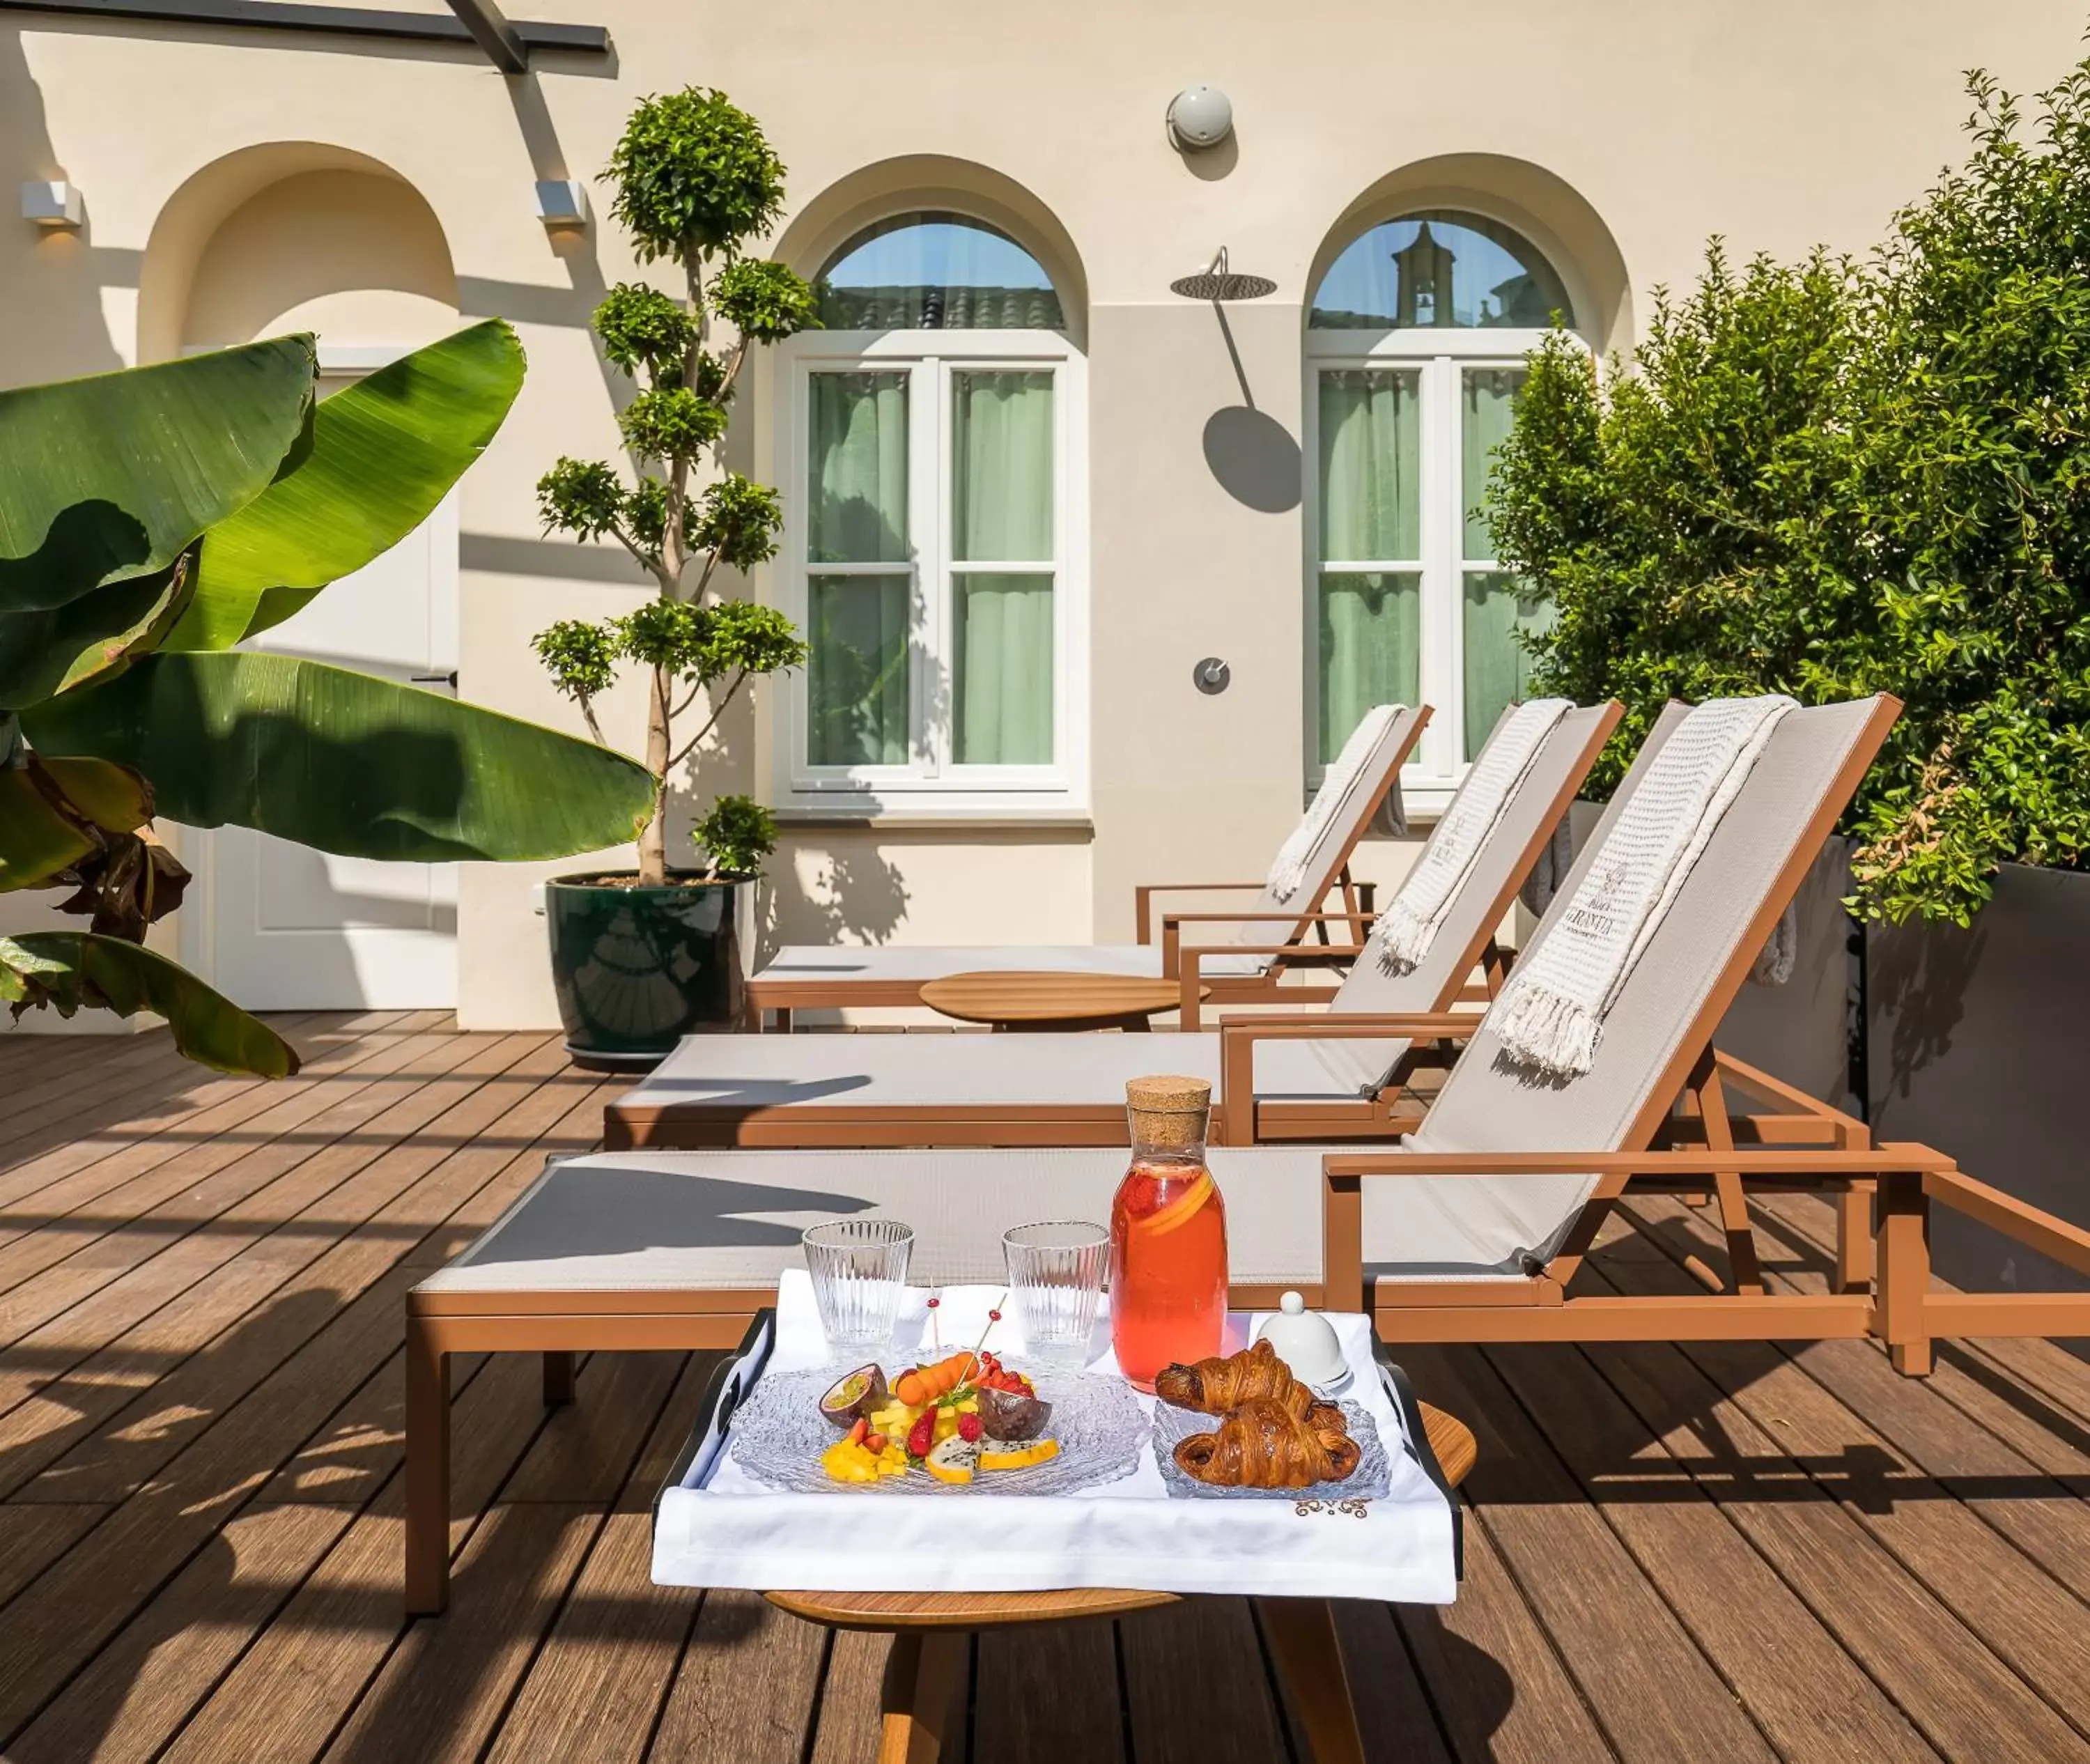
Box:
[1125, 1074, 1212, 1148]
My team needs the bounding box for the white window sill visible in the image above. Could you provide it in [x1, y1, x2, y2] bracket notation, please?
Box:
[774, 806, 1094, 832]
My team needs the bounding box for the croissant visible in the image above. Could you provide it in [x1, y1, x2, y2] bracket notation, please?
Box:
[1155, 1338, 1318, 1421]
[1173, 1395, 1363, 1490]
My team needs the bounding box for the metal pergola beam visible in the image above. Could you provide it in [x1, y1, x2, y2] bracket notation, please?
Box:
[0, 0, 610, 65]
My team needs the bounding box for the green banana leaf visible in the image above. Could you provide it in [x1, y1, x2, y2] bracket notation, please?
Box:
[1, 931, 297, 1076]
[0, 766, 94, 888]
[0, 339, 315, 614]
[39, 755, 153, 831]
[24, 651, 656, 861]
[0, 552, 192, 710]
[169, 322, 526, 651]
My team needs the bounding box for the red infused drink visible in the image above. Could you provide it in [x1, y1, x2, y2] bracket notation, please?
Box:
[1110, 1076, 1228, 1391]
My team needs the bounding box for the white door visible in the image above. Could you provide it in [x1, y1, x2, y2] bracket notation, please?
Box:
[198, 463, 461, 1011]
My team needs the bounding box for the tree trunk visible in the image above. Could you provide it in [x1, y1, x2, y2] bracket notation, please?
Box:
[638, 660, 671, 885]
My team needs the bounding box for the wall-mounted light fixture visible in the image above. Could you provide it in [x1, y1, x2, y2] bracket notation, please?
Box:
[535, 180, 588, 229]
[1166, 86, 1234, 152]
[22, 181, 84, 230]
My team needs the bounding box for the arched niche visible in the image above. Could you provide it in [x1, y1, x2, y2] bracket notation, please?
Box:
[1307, 154, 1631, 351]
[773, 156, 1089, 350]
[139, 144, 456, 364]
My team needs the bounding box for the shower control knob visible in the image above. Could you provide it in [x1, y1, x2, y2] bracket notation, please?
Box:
[1192, 656, 1230, 695]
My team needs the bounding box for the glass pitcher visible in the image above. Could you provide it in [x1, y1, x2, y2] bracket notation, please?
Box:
[1109, 1074, 1228, 1391]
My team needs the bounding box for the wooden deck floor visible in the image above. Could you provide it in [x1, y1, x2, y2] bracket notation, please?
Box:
[1, 1012, 2088, 1762]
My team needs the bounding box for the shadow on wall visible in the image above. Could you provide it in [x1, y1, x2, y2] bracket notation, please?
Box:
[756, 842, 912, 966]
[0, 25, 125, 381]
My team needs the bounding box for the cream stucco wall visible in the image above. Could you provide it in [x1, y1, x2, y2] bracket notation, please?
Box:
[3, 2, 2080, 1026]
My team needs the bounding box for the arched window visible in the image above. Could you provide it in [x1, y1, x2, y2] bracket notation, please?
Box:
[1306, 210, 1578, 797]
[775, 212, 1084, 811]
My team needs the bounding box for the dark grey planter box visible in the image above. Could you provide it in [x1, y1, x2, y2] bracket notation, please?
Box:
[1868, 863, 2090, 1311]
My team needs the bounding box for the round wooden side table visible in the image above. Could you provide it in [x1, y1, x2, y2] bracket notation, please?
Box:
[918, 969, 1211, 1032]
[768, 1402, 1476, 1764]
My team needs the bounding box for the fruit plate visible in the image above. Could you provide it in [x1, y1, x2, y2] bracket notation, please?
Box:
[726, 1368, 1148, 1498]
[1150, 1400, 1393, 1503]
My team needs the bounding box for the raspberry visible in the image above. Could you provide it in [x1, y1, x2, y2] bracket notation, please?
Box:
[958, 1412, 983, 1443]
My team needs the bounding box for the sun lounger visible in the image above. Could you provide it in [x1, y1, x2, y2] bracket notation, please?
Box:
[746, 702, 1430, 1030]
[604, 702, 1621, 1150]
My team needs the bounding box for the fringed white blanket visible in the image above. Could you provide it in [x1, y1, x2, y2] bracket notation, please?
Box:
[1493, 694, 1798, 1078]
[1372, 698, 1573, 974]
[1267, 704, 1402, 903]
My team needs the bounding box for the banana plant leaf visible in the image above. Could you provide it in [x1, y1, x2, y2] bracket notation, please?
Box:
[24, 651, 656, 861]
[0, 552, 192, 710]
[169, 322, 526, 651]
[0, 766, 94, 888]
[1, 931, 297, 1076]
[0, 339, 314, 614]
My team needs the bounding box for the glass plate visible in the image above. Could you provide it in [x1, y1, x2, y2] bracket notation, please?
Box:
[727, 1367, 1149, 1498]
[1151, 1400, 1392, 1501]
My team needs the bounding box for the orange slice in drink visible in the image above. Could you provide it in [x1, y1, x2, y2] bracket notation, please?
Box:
[1131, 1170, 1214, 1238]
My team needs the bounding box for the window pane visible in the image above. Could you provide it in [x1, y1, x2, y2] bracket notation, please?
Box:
[817, 212, 1065, 331]
[808, 373, 908, 564]
[952, 371, 1053, 562]
[1462, 571, 1556, 760]
[808, 573, 908, 765]
[1317, 371, 1420, 562]
[953, 571, 1053, 763]
[1462, 369, 1524, 560]
[1319, 571, 1421, 764]
[1310, 211, 1575, 330]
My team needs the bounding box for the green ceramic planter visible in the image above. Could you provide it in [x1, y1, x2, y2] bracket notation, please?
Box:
[545, 871, 748, 1069]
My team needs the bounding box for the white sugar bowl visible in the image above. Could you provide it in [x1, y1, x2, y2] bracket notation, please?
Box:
[1255, 1290, 1351, 1394]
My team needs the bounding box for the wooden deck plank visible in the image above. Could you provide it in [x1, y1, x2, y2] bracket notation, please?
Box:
[0, 1037, 583, 1503]
[647, 1588, 828, 1764]
[973, 1618, 1125, 1764]
[1120, 1597, 1290, 1764]
[1399, 1343, 1776, 1764]
[1484, 1338, 1937, 1763]
[0, 1501, 102, 1608]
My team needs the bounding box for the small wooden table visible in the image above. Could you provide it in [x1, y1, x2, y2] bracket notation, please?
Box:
[768, 1402, 1476, 1764]
[919, 969, 1210, 1032]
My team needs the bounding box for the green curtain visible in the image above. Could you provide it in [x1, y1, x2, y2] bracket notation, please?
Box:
[950, 372, 1054, 764]
[809, 575, 908, 765]
[1317, 370, 1419, 761]
[1460, 369, 1542, 757]
[1461, 368, 1523, 560]
[1319, 572, 1420, 764]
[1462, 572, 1555, 759]
[807, 373, 909, 764]
[808, 373, 908, 564]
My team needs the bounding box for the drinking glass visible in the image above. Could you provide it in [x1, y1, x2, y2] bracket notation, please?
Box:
[1003, 1221, 1110, 1368]
[802, 1218, 914, 1354]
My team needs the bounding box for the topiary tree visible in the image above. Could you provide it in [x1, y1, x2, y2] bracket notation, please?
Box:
[532, 88, 816, 887]
[1485, 51, 2090, 927]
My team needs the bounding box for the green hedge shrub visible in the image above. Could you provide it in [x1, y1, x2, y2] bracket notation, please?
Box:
[1487, 59, 2090, 924]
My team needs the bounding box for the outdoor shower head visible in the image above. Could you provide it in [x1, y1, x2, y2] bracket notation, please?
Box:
[1169, 247, 1277, 302]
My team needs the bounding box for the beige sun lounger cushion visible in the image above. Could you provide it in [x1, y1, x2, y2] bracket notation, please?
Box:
[753, 703, 1426, 991]
[417, 1145, 1538, 1301]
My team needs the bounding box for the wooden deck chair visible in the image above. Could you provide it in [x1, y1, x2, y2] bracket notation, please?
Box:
[744, 703, 1430, 1030]
[1296, 692, 2090, 1372]
[603, 702, 1620, 1150]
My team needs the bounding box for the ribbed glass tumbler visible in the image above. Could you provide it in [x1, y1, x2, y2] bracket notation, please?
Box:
[1003, 1220, 1110, 1368]
[802, 1218, 915, 1354]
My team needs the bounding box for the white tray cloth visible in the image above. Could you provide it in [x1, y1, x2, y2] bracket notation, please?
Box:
[651, 1273, 1457, 1604]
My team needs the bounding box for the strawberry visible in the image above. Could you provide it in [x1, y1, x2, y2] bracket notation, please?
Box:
[846, 1418, 867, 1448]
[865, 1432, 886, 1455]
[906, 1410, 936, 1459]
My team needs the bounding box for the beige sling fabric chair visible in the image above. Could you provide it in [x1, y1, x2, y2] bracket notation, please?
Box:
[744, 703, 1430, 1030]
[604, 702, 1620, 1150]
[1306, 692, 2053, 1365]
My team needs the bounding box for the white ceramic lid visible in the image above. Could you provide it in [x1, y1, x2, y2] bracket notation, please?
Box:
[1253, 1290, 1348, 1386]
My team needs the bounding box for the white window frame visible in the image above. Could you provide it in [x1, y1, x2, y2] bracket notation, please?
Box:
[768, 327, 1088, 819]
[1303, 324, 1584, 814]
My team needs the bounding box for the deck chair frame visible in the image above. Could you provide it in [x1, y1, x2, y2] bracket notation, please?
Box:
[743, 706, 1432, 1029]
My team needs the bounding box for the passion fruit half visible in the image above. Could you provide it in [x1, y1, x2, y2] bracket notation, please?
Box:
[818, 1364, 890, 1429]
[974, 1384, 1051, 1442]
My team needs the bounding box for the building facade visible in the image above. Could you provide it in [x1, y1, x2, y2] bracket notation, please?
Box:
[3, 1, 2077, 1026]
